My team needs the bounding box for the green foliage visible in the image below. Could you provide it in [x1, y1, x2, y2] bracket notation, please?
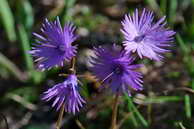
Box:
[0, 0, 17, 42]
[74, 7, 108, 30]
[10, 86, 39, 102]
[62, 0, 77, 22]
[0, 52, 26, 81]
[124, 95, 149, 127]
[26, 124, 50, 129]
[18, 24, 34, 72]
[184, 94, 192, 118]
[16, 0, 34, 30]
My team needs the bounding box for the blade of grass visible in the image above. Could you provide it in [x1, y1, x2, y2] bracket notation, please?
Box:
[127, 97, 138, 127]
[17, 24, 43, 84]
[75, 119, 86, 129]
[125, 95, 149, 127]
[144, 96, 182, 103]
[0, 52, 27, 81]
[184, 94, 191, 118]
[176, 33, 194, 77]
[146, 0, 159, 11]
[192, 0, 194, 7]
[146, 0, 162, 16]
[191, 80, 194, 91]
[21, 0, 34, 30]
[129, 114, 138, 127]
[18, 24, 34, 71]
[168, 0, 177, 26]
[147, 102, 152, 124]
[65, 0, 76, 11]
[160, 0, 167, 14]
[0, 0, 17, 42]
[130, 99, 148, 127]
[62, 0, 76, 23]
[80, 80, 90, 98]
[176, 33, 189, 55]
[179, 122, 186, 129]
[176, 34, 194, 120]
[0, 64, 9, 78]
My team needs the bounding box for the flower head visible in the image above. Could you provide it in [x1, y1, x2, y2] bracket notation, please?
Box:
[90, 45, 143, 96]
[29, 17, 78, 70]
[121, 8, 175, 61]
[42, 74, 85, 114]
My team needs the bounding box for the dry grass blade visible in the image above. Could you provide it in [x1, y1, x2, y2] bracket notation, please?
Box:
[0, 52, 28, 82]
[0, 113, 9, 129]
[75, 119, 86, 129]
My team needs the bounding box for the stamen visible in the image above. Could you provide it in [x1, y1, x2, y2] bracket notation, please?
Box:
[42, 44, 56, 48]
[101, 71, 114, 84]
[101, 66, 123, 84]
[114, 67, 122, 74]
[59, 45, 66, 52]
[133, 35, 145, 43]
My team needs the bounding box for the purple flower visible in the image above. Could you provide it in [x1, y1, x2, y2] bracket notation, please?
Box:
[42, 74, 85, 114]
[90, 45, 143, 96]
[29, 17, 78, 71]
[121, 8, 175, 61]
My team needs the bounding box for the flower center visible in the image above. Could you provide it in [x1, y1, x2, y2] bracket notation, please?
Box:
[58, 45, 66, 52]
[114, 67, 122, 75]
[133, 35, 145, 43]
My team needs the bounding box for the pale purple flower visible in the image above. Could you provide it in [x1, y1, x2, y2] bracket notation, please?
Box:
[29, 17, 78, 71]
[90, 45, 143, 96]
[121, 8, 175, 61]
[42, 74, 85, 114]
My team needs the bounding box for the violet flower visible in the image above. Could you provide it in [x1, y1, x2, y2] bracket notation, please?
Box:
[121, 8, 175, 61]
[42, 74, 85, 114]
[29, 17, 78, 71]
[91, 45, 143, 96]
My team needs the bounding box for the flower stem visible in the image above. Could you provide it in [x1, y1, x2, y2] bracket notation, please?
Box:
[69, 57, 76, 74]
[110, 94, 119, 129]
[56, 58, 76, 129]
[56, 103, 65, 129]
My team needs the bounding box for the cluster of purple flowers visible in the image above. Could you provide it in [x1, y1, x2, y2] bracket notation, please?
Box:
[29, 9, 175, 114]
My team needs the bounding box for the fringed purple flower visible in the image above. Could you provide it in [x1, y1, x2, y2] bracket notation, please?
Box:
[91, 45, 143, 96]
[121, 8, 175, 61]
[42, 74, 85, 114]
[29, 17, 78, 71]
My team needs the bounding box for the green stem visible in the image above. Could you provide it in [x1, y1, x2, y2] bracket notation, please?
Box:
[110, 94, 119, 129]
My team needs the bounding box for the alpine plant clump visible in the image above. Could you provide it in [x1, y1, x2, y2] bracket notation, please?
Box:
[29, 8, 175, 115]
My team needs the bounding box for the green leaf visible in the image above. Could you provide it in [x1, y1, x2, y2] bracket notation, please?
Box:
[0, 0, 17, 42]
[62, 0, 76, 22]
[125, 95, 149, 127]
[127, 98, 139, 127]
[21, 0, 34, 29]
[144, 96, 182, 103]
[0, 52, 27, 81]
[176, 33, 189, 55]
[18, 24, 34, 71]
[160, 0, 167, 14]
[192, 0, 194, 6]
[184, 94, 191, 118]
[168, 0, 177, 26]
[18, 24, 43, 84]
